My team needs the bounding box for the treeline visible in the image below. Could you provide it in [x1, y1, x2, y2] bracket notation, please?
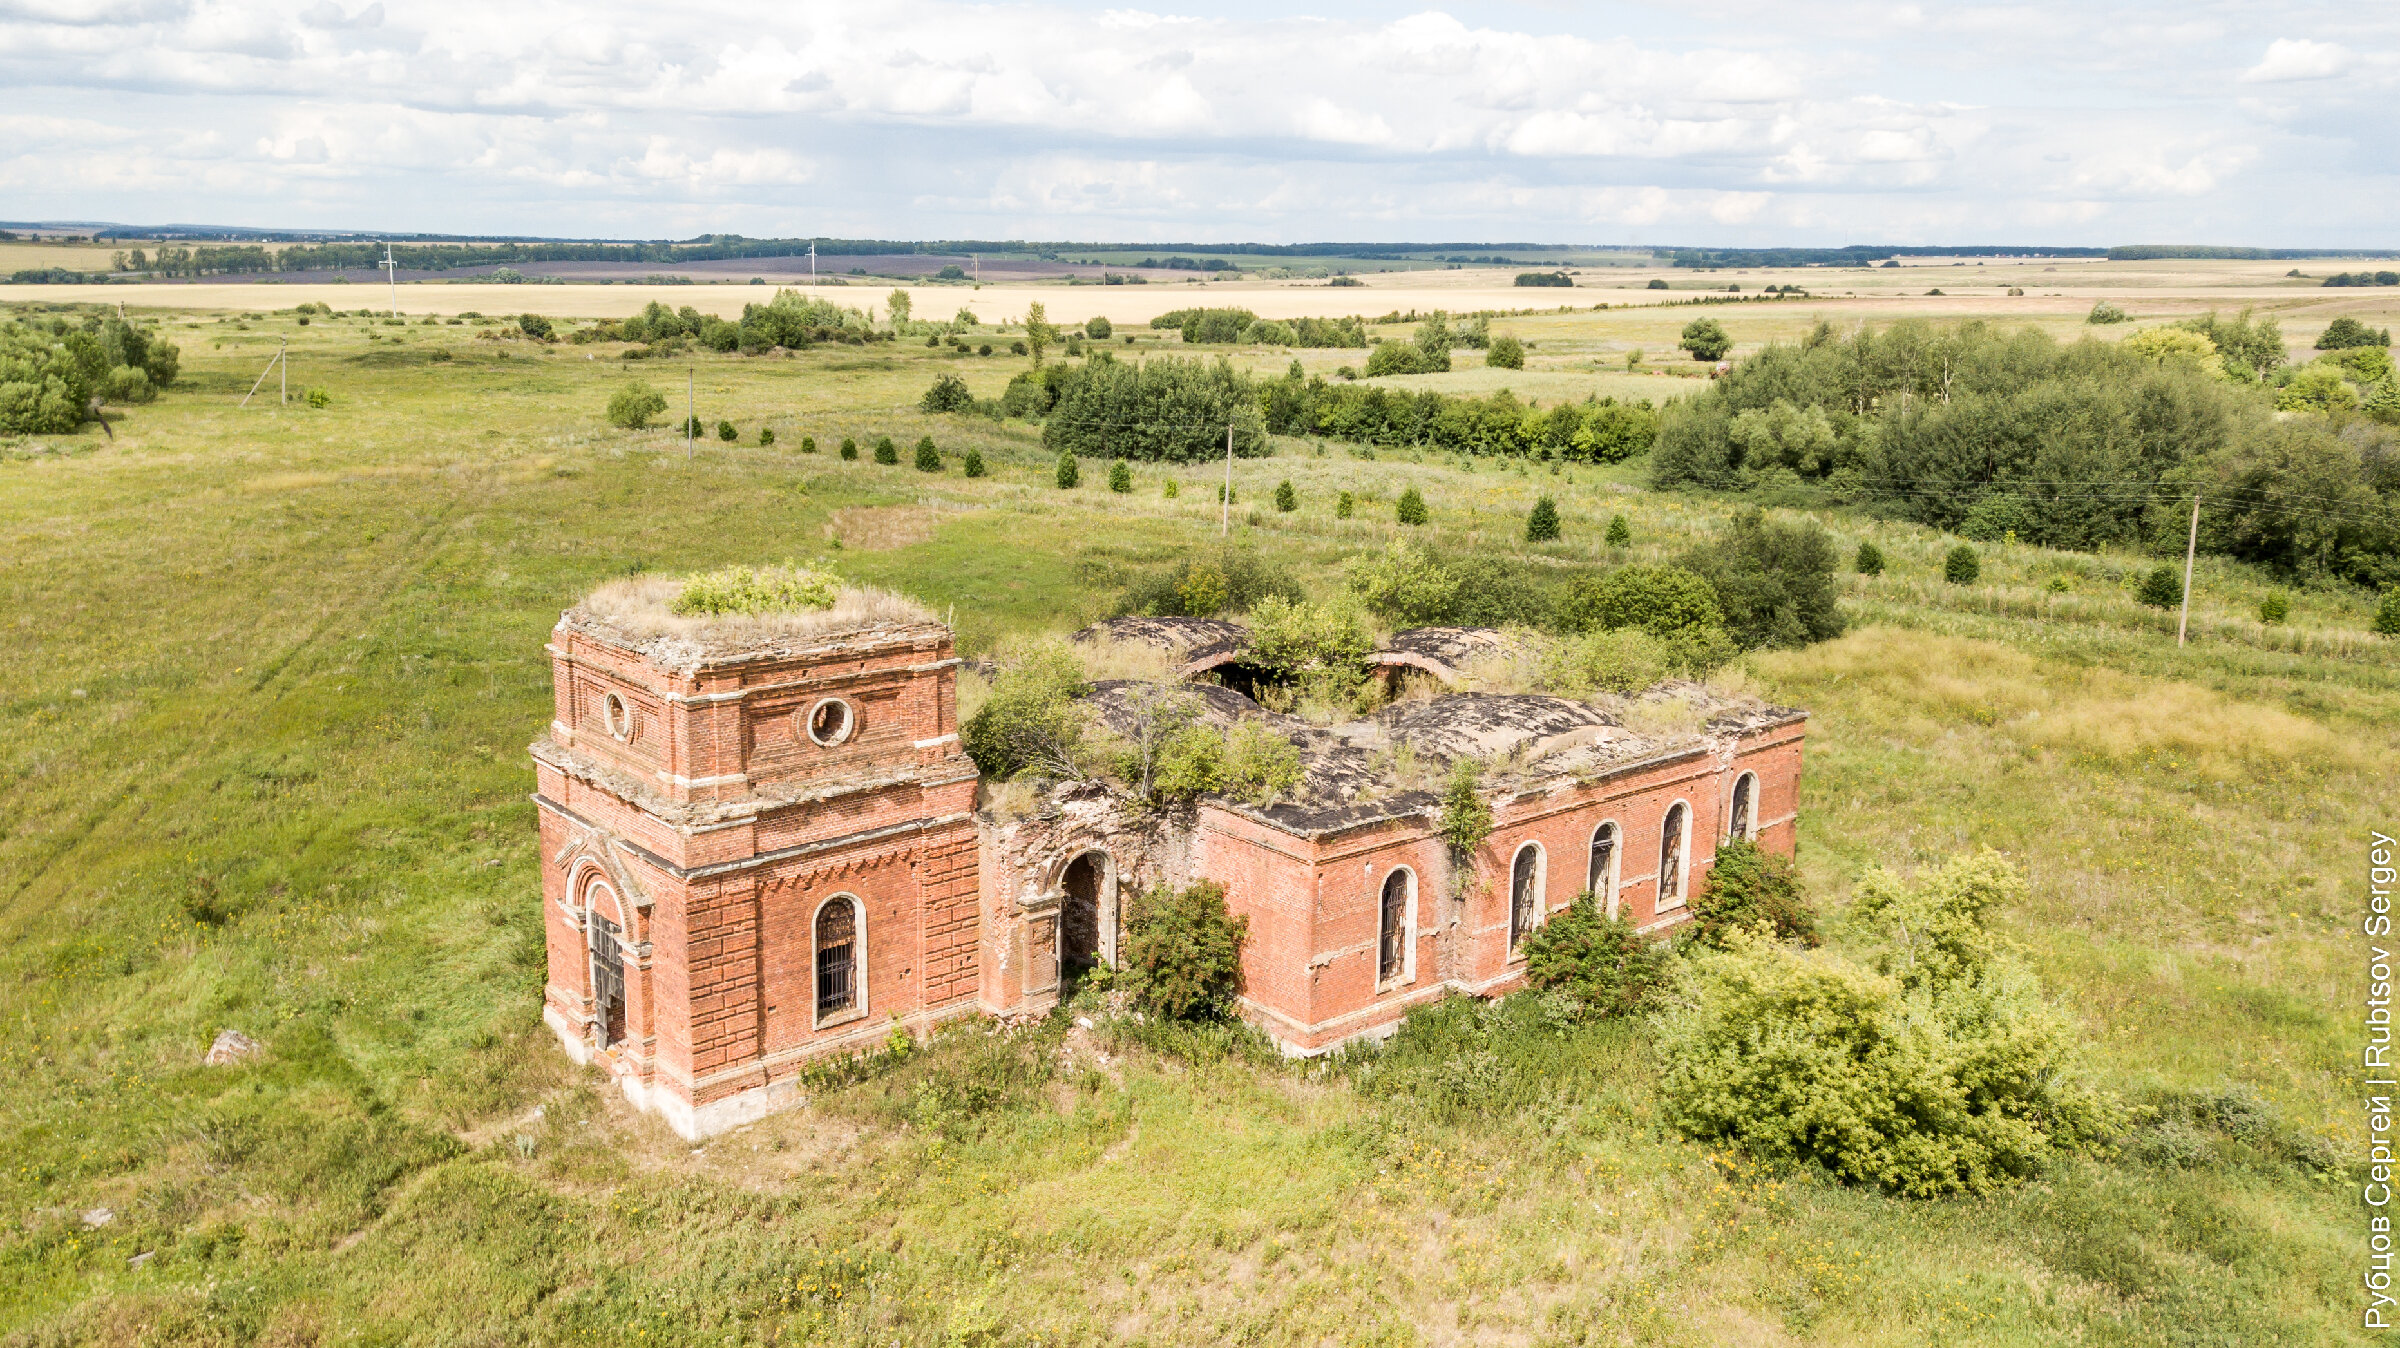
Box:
[973, 355, 1656, 462]
[2109, 245, 2398, 261]
[1148, 308, 1368, 348]
[1650, 317, 2400, 588]
[1671, 245, 2103, 269]
[1, 315, 181, 433]
[2324, 271, 2400, 288]
[568, 292, 882, 353]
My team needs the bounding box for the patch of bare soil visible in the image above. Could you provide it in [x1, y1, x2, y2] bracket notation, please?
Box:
[826, 505, 935, 551]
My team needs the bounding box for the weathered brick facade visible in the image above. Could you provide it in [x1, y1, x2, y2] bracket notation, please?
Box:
[537, 611, 1807, 1136]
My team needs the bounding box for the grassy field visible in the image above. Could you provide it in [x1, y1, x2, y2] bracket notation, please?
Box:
[1, 302, 2392, 1345]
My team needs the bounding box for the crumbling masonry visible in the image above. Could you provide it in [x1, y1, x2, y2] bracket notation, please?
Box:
[535, 611, 1806, 1138]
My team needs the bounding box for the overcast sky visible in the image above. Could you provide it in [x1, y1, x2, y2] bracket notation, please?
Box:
[2, 1, 2393, 246]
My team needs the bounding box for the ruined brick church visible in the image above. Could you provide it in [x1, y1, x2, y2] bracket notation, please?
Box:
[534, 599, 1806, 1138]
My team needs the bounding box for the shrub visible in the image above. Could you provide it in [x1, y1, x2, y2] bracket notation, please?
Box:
[977, 344, 992, 357]
[840, 437, 858, 460]
[1521, 892, 1668, 1016]
[1335, 490, 1354, 519]
[914, 436, 941, 471]
[1084, 316, 1112, 339]
[962, 449, 985, 478]
[2136, 564, 2181, 609]
[1563, 565, 1722, 637]
[1658, 851, 2122, 1197]
[1605, 514, 1631, 548]
[1486, 334, 1525, 369]
[1009, 340, 1028, 356]
[1245, 594, 1373, 680]
[2377, 587, 2400, 637]
[1525, 495, 1560, 542]
[2086, 300, 2129, 324]
[960, 643, 1087, 779]
[1943, 545, 1980, 585]
[1855, 540, 1884, 576]
[1273, 480, 1297, 512]
[1108, 459, 1132, 493]
[1689, 841, 1815, 948]
[2259, 592, 2289, 624]
[758, 427, 775, 446]
[1342, 538, 1460, 624]
[304, 387, 331, 409]
[920, 373, 974, 413]
[1678, 318, 1731, 361]
[1395, 486, 1429, 526]
[1055, 452, 1080, 488]
[1648, 279, 1668, 289]
[799, 435, 814, 453]
[671, 563, 837, 617]
[517, 313, 553, 341]
[1122, 549, 1303, 618]
[2315, 316, 2389, 350]
[680, 414, 704, 438]
[873, 436, 899, 465]
[1438, 758, 1492, 857]
[1673, 507, 1845, 649]
[1364, 342, 1444, 377]
[1121, 881, 1248, 1021]
[605, 381, 668, 429]
[1163, 479, 1179, 498]
[717, 419, 737, 442]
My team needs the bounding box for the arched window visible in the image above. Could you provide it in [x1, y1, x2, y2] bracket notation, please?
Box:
[1378, 869, 1413, 985]
[1659, 803, 1690, 909]
[1509, 844, 1543, 954]
[1729, 772, 1756, 842]
[582, 874, 627, 1048]
[815, 897, 860, 1021]
[1588, 821, 1620, 916]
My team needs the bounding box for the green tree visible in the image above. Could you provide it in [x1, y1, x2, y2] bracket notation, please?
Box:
[1335, 490, 1355, 519]
[1855, 541, 1884, 576]
[758, 427, 775, 446]
[2136, 564, 2181, 608]
[1056, 452, 1080, 488]
[1678, 318, 1731, 362]
[799, 435, 815, 453]
[2086, 300, 2129, 324]
[1121, 881, 1248, 1021]
[1689, 841, 1816, 948]
[1274, 480, 1298, 513]
[1343, 539, 1459, 624]
[886, 288, 912, 328]
[2315, 316, 2386, 350]
[873, 435, 899, 465]
[1395, 486, 1429, 526]
[1486, 334, 1525, 370]
[1024, 301, 1056, 366]
[1606, 514, 1632, 548]
[920, 373, 974, 413]
[605, 381, 667, 429]
[517, 313, 553, 341]
[2376, 588, 2400, 637]
[716, 419, 737, 442]
[959, 643, 1088, 779]
[962, 449, 986, 478]
[1525, 495, 1560, 542]
[1109, 459, 1132, 493]
[1522, 893, 1667, 1016]
[1944, 545, 1980, 585]
[840, 437, 858, 460]
[914, 436, 942, 472]
[1084, 315, 1112, 340]
[1564, 565, 1722, 637]
[2259, 592, 2289, 624]
[1673, 507, 1845, 648]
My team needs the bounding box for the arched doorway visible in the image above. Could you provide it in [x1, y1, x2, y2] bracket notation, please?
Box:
[1059, 851, 1109, 993]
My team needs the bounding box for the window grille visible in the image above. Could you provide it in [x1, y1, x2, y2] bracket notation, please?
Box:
[1510, 846, 1540, 953]
[816, 899, 857, 1018]
[590, 915, 626, 1047]
[1378, 870, 1409, 983]
[1588, 822, 1617, 908]
[1660, 804, 1688, 906]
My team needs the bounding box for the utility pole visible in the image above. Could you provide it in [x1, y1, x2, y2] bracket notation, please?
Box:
[380, 241, 398, 317]
[1221, 422, 1233, 537]
[807, 241, 815, 280]
[687, 366, 695, 462]
[280, 336, 287, 405]
[2177, 494, 2200, 647]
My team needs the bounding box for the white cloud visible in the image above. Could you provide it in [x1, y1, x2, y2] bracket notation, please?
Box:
[2240, 38, 2352, 82]
[0, 1, 2391, 243]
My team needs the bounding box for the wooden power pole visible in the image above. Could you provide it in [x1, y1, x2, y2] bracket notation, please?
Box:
[687, 367, 695, 462]
[1221, 423, 1233, 536]
[2177, 494, 2200, 647]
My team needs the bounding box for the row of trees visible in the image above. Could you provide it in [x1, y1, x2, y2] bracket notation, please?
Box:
[1649, 316, 2400, 588]
[0, 316, 182, 433]
[1146, 308, 1370, 348]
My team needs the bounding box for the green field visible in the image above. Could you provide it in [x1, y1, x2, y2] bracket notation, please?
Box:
[1, 303, 2388, 1345]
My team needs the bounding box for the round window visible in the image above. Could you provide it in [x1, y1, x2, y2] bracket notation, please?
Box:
[805, 698, 855, 747]
[602, 691, 634, 741]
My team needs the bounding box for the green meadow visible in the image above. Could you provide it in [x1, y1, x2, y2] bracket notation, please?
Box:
[0, 303, 2388, 1345]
